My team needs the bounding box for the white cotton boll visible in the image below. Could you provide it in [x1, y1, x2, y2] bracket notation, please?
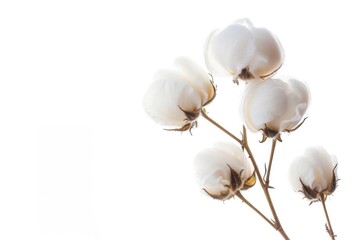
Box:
[204, 19, 284, 81]
[240, 77, 310, 137]
[193, 142, 254, 200]
[204, 24, 255, 78]
[143, 76, 201, 127]
[289, 146, 338, 201]
[143, 57, 215, 132]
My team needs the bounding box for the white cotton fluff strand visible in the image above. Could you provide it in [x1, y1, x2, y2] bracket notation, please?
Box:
[143, 57, 215, 133]
[289, 146, 338, 203]
[239, 76, 310, 141]
[193, 142, 255, 200]
[204, 18, 284, 83]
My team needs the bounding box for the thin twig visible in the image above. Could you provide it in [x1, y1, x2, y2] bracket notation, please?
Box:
[265, 139, 277, 188]
[320, 194, 336, 240]
[200, 108, 243, 145]
[241, 125, 246, 151]
[235, 191, 274, 228]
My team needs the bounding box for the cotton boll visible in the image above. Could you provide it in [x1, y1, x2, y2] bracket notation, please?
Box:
[143, 77, 201, 127]
[204, 19, 284, 82]
[193, 142, 255, 200]
[240, 77, 310, 140]
[289, 146, 338, 202]
[209, 24, 255, 77]
[143, 57, 215, 132]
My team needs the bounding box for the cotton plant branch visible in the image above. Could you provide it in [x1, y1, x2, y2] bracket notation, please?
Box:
[143, 18, 339, 240]
[201, 108, 290, 240]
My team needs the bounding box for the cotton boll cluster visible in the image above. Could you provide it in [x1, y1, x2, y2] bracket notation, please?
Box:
[142, 17, 339, 240]
[203, 19, 309, 141]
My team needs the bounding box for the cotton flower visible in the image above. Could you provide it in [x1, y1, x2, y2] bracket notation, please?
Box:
[143, 57, 215, 133]
[194, 142, 255, 200]
[239, 76, 310, 141]
[204, 18, 284, 83]
[289, 146, 338, 203]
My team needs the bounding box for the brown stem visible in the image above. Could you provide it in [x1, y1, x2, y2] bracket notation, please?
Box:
[240, 126, 265, 189]
[241, 125, 246, 151]
[200, 108, 243, 145]
[320, 194, 336, 240]
[235, 191, 274, 228]
[200, 109, 290, 240]
[265, 139, 277, 188]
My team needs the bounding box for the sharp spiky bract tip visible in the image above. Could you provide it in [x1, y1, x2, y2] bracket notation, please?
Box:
[163, 121, 198, 134]
[286, 116, 308, 133]
[259, 133, 267, 143]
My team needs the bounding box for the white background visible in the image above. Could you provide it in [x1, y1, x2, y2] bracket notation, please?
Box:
[0, 0, 359, 239]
